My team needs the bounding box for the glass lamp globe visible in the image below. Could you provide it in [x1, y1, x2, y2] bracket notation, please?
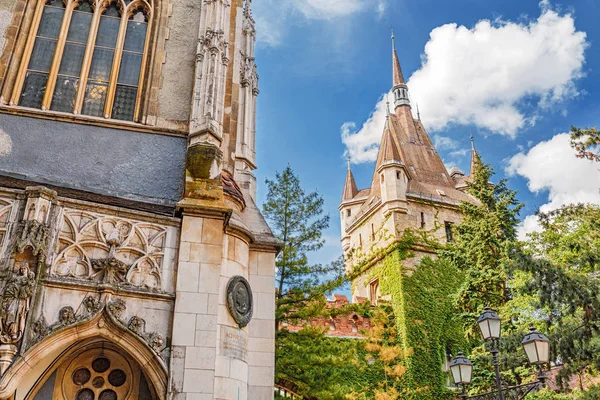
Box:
[522, 326, 550, 365]
[450, 351, 473, 386]
[477, 307, 501, 340]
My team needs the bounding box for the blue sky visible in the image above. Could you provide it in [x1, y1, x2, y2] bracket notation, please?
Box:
[250, 0, 600, 273]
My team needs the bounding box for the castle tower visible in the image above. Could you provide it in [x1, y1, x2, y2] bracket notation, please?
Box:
[0, 0, 278, 399]
[339, 36, 475, 393]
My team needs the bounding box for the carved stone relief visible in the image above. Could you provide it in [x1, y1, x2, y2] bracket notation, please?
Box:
[28, 296, 165, 357]
[226, 276, 253, 328]
[0, 262, 35, 344]
[127, 316, 164, 353]
[52, 210, 167, 291]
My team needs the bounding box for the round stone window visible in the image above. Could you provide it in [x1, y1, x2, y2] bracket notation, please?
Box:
[59, 347, 135, 399]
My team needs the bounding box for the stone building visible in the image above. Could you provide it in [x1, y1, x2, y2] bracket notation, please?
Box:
[339, 37, 478, 391]
[340, 37, 477, 304]
[0, 0, 278, 399]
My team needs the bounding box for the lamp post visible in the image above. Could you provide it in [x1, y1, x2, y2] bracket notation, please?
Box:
[522, 326, 550, 388]
[449, 308, 551, 400]
[449, 351, 473, 399]
[476, 307, 504, 400]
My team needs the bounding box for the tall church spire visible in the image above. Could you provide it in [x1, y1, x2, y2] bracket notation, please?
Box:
[342, 157, 359, 201]
[391, 31, 410, 110]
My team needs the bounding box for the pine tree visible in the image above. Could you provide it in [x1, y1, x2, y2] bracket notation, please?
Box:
[262, 165, 344, 329]
[441, 156, 523, 317]
[263, 166, 349, 396]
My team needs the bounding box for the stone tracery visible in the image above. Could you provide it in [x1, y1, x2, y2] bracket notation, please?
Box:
[52, 210, 167, 291]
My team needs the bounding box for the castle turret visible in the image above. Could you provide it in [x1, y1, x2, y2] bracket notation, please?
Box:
[376, 107, 409, 211]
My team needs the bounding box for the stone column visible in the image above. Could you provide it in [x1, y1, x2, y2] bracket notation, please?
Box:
[213, 233, 251, 399]
[247, 250, 276, 399]
[170, 211, 225, 400]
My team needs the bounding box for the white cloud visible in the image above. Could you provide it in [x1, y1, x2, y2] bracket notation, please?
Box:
[410, 8, 587, 136]
[449, 148, 469, 158]
[341, 5, 588, 163]
[254, 0, 387, 47]
[434, 135, 459, 151]
[506, 133, 600, 239]
[341, 93, 392, 163]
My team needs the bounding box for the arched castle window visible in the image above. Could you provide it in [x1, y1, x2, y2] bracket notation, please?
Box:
[13, 0, 152, 122]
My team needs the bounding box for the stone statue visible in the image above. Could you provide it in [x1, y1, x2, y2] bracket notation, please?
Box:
[0, 262, 35, 343]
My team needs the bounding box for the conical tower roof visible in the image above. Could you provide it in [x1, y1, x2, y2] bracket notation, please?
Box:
[342, 158, 359, 201]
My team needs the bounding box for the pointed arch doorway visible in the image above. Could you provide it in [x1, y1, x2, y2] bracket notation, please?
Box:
[26, 340, 156, 400]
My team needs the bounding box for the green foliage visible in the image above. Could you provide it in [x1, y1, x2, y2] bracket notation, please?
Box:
[525, 385, 600, 400]
[347, 230, 464, 399]
[440, 155, 523, 318]
[275, 327, 362, 399]
[263, 166, 345, 328]
[515, 204, 600, 389]
[265, 166, 350, 397]
[570, 126, 600, 162]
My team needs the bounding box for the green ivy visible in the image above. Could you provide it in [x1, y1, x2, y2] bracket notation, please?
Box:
[347, 229, 467, 399]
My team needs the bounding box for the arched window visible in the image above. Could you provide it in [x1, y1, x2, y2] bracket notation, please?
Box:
[13, 0, 152, 122]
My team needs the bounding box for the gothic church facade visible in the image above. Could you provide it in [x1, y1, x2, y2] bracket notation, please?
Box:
[0, 0, 278, 399]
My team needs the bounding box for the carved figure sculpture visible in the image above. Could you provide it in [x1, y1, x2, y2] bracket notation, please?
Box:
[0, 262, 35, 343]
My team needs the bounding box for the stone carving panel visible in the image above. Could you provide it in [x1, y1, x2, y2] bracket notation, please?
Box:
[0, 262, 35, 344]
[51, 210, 167, 291]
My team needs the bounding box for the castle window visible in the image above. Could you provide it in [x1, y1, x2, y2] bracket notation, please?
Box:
[359, 234, 362, 246]
[445, 222, 453, 243]
[347, 209, 351, 217]
[369, 279, 379, 305]
[14, 0, 152, 122]
[420, 212, 425, 229]
[371, 224, 375, 241]
[396, 171, 401, 180]
[381, 174, 384, 183]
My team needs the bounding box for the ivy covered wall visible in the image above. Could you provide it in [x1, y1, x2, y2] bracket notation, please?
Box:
[365, 235, 466, 399]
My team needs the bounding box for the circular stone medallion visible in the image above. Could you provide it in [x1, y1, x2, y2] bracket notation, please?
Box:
[226, 276, 253, 328]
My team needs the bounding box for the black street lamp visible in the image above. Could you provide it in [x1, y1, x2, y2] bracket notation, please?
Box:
[449, 351, 473, 399]
[522, 325, 550, 388]
[449, 309, 551, 400]
[476, 307, 504, 400]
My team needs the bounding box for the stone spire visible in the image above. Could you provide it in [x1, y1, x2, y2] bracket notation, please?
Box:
[391, 31, 410, 110]
[342, 157, 359, 201]
[469, 133, 479, 175]
[392, 32, 405, 86]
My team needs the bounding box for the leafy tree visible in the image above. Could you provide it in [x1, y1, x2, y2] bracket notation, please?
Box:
[570, 126, 600, 162]
[516, 204, 600, 389]
[441, 155, 523, 319]
[275, 327, 360, 399]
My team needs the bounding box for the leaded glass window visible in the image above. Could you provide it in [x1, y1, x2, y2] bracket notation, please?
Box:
[112, 10, 147, 121]
[20, 0, 65, 109]
[14, 0, 153, 122]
